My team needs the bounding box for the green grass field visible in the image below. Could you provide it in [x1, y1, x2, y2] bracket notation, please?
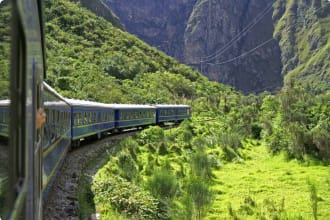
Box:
[207, 141, 330, 219]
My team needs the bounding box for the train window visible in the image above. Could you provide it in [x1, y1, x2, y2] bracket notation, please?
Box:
[57, 110, 60, 123]
[85, 112, 88, 123]
[92, 112, 95, 123]
[74, 113, 78, 125]
[78, 113, 82, 125]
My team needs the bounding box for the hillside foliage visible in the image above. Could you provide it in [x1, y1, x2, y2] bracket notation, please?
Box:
[44, 0, 212, 104]
[273, 0, 330, 93]
[1, 0, 330, 219]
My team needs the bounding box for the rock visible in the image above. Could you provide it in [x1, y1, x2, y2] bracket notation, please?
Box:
[103, 0, 283, 93]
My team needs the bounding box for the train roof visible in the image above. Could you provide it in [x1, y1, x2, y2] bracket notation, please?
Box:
[65, 98, 115, 108]
[0, 99, 10, 106]
[108, 104, 156, 109]
[153, 104, 190, 108]
[43, 82, 68, 102]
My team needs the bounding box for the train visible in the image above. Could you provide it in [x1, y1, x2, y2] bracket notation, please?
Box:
[0, 0, 190, 219]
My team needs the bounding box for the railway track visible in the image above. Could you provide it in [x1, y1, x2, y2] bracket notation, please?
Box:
[42, 130, 138, 220]
[42, 123, 181, 219]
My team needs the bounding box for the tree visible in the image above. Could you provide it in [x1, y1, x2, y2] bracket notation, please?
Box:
[186, 177, 213, 220]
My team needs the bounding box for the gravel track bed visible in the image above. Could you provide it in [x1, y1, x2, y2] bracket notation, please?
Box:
[43, 131, 137, 220]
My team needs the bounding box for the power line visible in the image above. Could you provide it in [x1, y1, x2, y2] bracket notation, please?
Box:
[206, 37, 274, 66]
[201, 1, 275, 62]
[193, 1, 330, 68]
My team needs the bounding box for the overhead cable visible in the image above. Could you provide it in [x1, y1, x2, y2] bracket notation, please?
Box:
[201, 1, 275, 62]
[206, 37, 274, 66]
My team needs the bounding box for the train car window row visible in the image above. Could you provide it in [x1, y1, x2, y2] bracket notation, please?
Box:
[160, 109, 176, 116]
[101, 111, 113, 122]
[44, 107, 71, 146]
[120, 110, 154, 120]
[74, 110, 114, 126]
[177, 108, 189, 116]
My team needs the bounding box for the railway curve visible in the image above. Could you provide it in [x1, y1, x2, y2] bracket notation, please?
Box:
[43, 131, 138, 220]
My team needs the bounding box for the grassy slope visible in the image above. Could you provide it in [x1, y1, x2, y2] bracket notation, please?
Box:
[208, 141, 330, 219]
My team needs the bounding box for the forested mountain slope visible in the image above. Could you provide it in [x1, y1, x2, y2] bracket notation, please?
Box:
[70, 0, 123, 29]
[273, 0, 330, 93]
[43, 0, 235, 104]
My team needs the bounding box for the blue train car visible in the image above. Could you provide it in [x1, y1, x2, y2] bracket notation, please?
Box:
[66, 99, 115, 147]
[154, 104, 191, 124]
[112, 104, 156, 130]
[42, 83, 71, 191]
[0, 100, 9, 138]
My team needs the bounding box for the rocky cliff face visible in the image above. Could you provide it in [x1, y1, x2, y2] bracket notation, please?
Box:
[103, 0, 197, 61]
[103, 0, 283, 93]
[184, 0, 282, 93]
[273, 0, 330, 93]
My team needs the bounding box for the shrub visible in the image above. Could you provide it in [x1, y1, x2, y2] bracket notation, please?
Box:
[190, 151, 213, 180]
[92, 175, 169, 219]
[117, 152, 137, 181]
[146, 168, 178, 200]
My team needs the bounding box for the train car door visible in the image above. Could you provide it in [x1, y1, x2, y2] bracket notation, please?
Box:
[0, 0, 45, 219]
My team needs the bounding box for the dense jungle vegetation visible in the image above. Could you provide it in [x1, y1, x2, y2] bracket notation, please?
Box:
[1, 0, 330, 219]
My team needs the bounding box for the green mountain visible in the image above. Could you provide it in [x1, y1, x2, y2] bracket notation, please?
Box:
[273, 0, 330, 93]
[102, 0, 330, 94]
[70, 0, 123, 30]
[44, 0, 235, 104]
[104, 0, 283, 94]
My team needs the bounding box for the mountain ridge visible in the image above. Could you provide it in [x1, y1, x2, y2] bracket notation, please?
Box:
[102, 0, 330, 94]
[102, 0, 283, 94]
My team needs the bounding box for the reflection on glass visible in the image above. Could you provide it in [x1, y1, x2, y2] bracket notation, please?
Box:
[0, 0, 11, 218]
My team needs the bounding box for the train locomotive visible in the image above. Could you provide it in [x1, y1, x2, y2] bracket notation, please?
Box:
[0, 0, 190, 219]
